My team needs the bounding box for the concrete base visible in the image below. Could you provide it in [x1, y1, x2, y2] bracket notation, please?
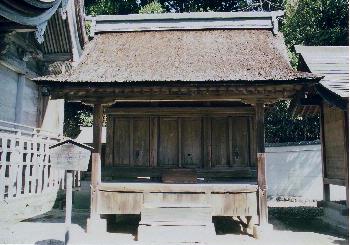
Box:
[253, 223, 274, 239]
[86, 217, 107, 234]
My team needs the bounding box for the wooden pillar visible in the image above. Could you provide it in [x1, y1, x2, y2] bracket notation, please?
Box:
[90, 103, 103, 217]
[344, 109, 349, 207]
[93, 104, 103, 154]
[320, 102, 330, 202]
[255, 102, 268, 225]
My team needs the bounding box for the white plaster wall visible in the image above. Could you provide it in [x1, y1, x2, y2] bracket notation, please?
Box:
[0, 64, 17, 122]
[266, 144, 323, 200]
[22, 78, 39, 127]
[40, 99, 65, 135]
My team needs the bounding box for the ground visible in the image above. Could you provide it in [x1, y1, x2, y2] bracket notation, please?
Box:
[0, 204, 347, 245]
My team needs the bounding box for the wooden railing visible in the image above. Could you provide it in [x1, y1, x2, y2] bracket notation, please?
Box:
[0, 120, 80, 201]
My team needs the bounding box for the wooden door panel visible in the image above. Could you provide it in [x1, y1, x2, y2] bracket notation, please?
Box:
[133, 118, 150, 166]
[158, 118, 178, 167]
[181, 117, 202, 168]
[231, 117, 250, 166]
[113, 118, 130, 166]
[211, 117, 229, 167]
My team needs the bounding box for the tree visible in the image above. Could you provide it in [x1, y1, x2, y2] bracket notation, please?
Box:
[265, 101, 320, 143]
[139, 1, 165, 13]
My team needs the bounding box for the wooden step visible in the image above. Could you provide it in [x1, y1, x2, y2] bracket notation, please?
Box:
[140, 207, 212, 225]
[138, 205, 215, 242]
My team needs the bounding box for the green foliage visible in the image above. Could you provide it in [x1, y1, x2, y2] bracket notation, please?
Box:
[282, 0, 349, 47]
[139, 1, 165, 13]
[265, 101, 320, 143]
[64, 102, 93, 139]
[85, 0, 284, 15]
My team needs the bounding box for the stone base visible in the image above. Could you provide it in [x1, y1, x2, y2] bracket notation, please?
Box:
[253, 223, 274, 239]
[86, 217, 107, 234]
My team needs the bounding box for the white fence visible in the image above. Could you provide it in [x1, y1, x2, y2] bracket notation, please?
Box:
[0, 120, 79, 223]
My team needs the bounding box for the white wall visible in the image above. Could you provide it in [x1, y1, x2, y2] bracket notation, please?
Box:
[266, 144, 323, 200]
[266, 144, 346, 201]
[0, 64, 17, 122]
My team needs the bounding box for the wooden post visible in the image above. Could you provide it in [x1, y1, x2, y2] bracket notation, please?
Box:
[65, 170, 73, 245]
[15, 74, 25, 124]
[320, 103, 330, 202]
[93, 104, 103, 154]
[255, 102, 268, 225]
[91, 103, 103, 217]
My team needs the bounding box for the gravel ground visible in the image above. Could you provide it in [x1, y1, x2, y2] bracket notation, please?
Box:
[0, 205, 347, 245]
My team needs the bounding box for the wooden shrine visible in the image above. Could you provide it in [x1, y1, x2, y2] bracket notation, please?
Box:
[36, 12, 319, 240]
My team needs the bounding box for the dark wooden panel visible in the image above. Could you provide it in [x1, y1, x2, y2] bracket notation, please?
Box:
[105, 116, 114, 166]
[181, 117, 202, 168]
[211, 117, 229, 167]
[158, 118, 178, 167]
[133, 117, 150, 167]
[101, 166, 257, 179]
[231, 117, 250, 166]
[113, 118, 130, 166]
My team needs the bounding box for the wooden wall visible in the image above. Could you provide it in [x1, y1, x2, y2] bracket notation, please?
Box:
[105, 107, 256, 177]
[323, 102, 347, 183]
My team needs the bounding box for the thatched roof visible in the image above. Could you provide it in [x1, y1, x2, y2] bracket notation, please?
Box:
[36, 29, 313, 83]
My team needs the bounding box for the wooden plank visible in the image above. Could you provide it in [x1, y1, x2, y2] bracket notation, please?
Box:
[202, 117, 212, 168]
[181, 117, 202, 168]
[101, 166, 256, 179]
[133, 117, 150, 166]
[129, 118, 134, 166]
[211, 117, 229, 167]
[231, 117, 250, 166]
[178, 118, 182, 167]
[149, 117, 158, 167]
[99, 182, 258, 193]
[158, 118, 178, 167]
[105, 116, 114, 166]
[323, 177, 345, 186]
[113, 118, 130, 166]
[228, 117, 233, 166]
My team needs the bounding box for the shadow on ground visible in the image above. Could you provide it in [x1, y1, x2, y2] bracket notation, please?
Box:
[269, 206, 348, 239]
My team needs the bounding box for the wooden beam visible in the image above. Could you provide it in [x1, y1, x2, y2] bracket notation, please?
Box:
[323, 177, 345, 186]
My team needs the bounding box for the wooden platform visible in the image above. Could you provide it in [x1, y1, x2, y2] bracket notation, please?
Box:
[96, 182, 259, 217]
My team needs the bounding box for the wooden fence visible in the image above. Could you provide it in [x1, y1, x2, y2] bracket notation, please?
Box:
[0, 120, 80, 222]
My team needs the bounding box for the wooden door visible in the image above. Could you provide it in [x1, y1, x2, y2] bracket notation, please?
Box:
[113, 118, 130, 166]
[211, 117, 229, 167]
[132, 118, 150, 166]
[181, 117, 202, 168]
[231, 117, 250, 166]
[158, 117, 178, 167]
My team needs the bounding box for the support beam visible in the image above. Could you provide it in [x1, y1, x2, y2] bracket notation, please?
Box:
[87, 103, 107, 234]
[255, 102, 268, 225]
[92, 104, 103, 154]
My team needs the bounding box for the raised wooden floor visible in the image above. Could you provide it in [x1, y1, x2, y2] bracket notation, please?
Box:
[96, 182, 259, 217]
